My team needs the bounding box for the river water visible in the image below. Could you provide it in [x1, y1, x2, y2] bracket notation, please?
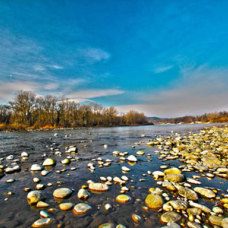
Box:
[0, 123, 226, 228]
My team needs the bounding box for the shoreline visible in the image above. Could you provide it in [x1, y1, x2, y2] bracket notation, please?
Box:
[0, 122, 155, 132]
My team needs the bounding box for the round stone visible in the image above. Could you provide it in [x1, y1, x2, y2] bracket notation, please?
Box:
[5, 179, 15, 183]
[41, 170, 49, 176]
[161, 211, 182, 223]
[176, 185, 198, 200]
[169, 200, 188, 210]
[42, 158, 55, 166]
[89, 183, 109, 192]
[53, 188, 72, 199]
[222, 218, 228, 228]
[145, 194, 164, 209]
[59, 202, 73, 211]
[30, 164, 43, 171]
[132, 214, 142, 223]
[73, 203, 91, 215]
[116, 194, 131, 203]
[27, 191, 42, 204]
[21, 152, 29, 158]
[213, 207, 223, 214]
[116, 225, 126, 228]
[164, 174, 185, 183]
[194, 187, 216, 198]
[127, 155, 138, 162]
[209, 215, 223, 226]
[121, 166, 131, 172]
[32, 218, 52, 227]
[40, 210, 49, 218]
[136, 151, 145, 156]
[164, 167, 182, 175]
[104, 203, 112, 211]
[77, 189, 90, 199]
[61, 158, 70, 165]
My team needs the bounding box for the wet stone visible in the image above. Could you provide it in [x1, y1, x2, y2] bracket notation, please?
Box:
[194, 187, 216, 198]
[164, 167, 182, 175]
[32, 218, 52, 227]
[27, 191, 42, 204]
[116, 194, 131, 203]
[89, 183, 109, 192]
[161, 211, 181, 223]
[53, 187, 72, 199]
[209, 215, 223, 226]
[145, 193, 164, 209]
[30, 164, 43, 171]
[77, 189, 90, 199]
[42, 158, 55, 166]
[59, 202, 73, 211]
[73, 203, 91, 215]
[164, 174, 185, 183]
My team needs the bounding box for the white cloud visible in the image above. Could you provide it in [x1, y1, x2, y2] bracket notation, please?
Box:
[34, 65, 46, 72]
[68, 89, 124, 101]
[117, 66, 228, 117]
[48, 64, 63, 70]
[154, 65, 173, 73]
[0, 81, 40, 100]
[44, 83, 59, 90]
[79, 48, 111, 63]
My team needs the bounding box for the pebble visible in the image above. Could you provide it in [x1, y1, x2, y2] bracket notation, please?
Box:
[77, 189, 90, 199]
[59, 202, 73, 211]
[160, 211, 182, 223]
[42, 158, 55, 166]
[121, 166, 130, 172]
[89, 183, 109, 192]
[36, 201, 49, 208]
[132, 213, 142, 223]
[27, 191, 42, 204]
[104, 203, 112, 211]
[5, 179, 15, 183]
[53, 188, 72, 199]
[127, 155, 137, 162]
[30, 164, 43, 171]
[21, 152, 29, 158]
[40, 210, 49, 218]
[145, 193, 164, 209]
[61, 158, 70, 165]
[32, 218, 52, 227]
[116, 194, 131, 203]
[73, 203, 91, 215]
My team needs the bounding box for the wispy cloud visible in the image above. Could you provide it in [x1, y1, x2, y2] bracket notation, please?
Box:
[43, 83, 59, 90]
[79, 48, 111, 63]
[68, 89, 124, 102]
[116, 66, 228, 117]
[0, 81, 40, 101]
[154, 65, 173, 73]
[33, 65, 46, 72]
[48, 64, 63, 70]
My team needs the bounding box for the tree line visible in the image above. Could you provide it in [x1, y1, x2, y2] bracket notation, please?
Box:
[0, 91, 148, 130]
[150, 111, 228, 124]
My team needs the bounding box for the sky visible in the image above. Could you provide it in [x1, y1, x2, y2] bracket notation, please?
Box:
[0, 0, 228, 117]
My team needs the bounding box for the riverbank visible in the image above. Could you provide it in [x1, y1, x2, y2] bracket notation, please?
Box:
[0, 122, 154, 132]
[0, 124, 227, 227]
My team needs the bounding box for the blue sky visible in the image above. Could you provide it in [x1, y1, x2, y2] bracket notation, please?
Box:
[0, 0, 228, 117]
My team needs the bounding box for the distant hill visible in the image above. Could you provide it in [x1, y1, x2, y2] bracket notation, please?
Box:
[147, 111, 228, 124]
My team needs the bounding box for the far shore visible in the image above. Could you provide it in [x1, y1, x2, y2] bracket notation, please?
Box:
[1, 121, 227, 133]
